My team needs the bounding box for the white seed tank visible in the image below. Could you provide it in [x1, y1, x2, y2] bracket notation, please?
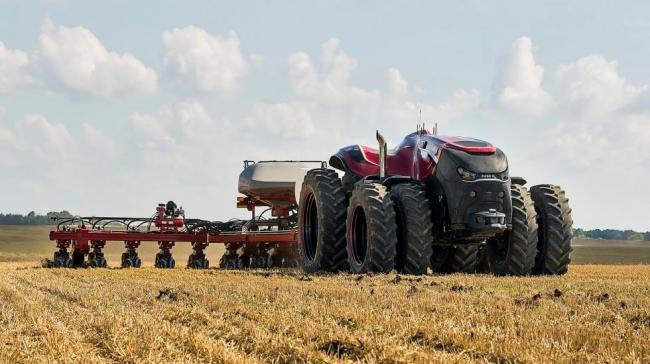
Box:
[238, 161, 322, 208]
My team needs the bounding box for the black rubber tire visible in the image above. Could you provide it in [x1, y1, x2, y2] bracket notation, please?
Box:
[187, 254, 209, 269]
[346, 183, 397, 274]
[475, 243, 490, 273]
[530, 184, 573, 275]
[155, 254, 175, 269]
[430, 244, 480, 273]
[486, 184, 538, 276]
[267, 253, 283, 268]
[121, 253, 133, 268]
[390, 183, 433, 275]
[72, 252, 85, 267]
[298, 169, 349, 273]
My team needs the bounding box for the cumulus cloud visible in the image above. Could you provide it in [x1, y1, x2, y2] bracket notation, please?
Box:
[387, 68, 408, 96]
[129, 108, 175, 147]
[246, 102, 315, 138]
[82, 123, 119, 157]
[0, 41, 32, 93]
[246, 38, 382, 140]
[555, 55, 649, 117]
[163, 27, 248, 95]
[288, 38, 381, 117]
[495, 36, 553, 117]
[37, 19, 157, 98]
[3, 114, 75, 159]
[386, 67, 480, 126]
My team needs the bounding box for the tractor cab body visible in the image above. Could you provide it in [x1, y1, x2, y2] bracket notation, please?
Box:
[329, 131, 512, 243]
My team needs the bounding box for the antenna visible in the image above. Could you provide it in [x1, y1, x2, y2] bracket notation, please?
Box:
[434, 122, 438, 136]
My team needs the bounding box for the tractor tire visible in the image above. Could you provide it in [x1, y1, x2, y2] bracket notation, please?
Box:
[121, 253, 131, 268]
[121, 253, 141, 268]
[390, 183, 433, 275]
[346, 183, 397, 274]
[486, 184, 537, 276]
[187, 254, 209, 269]
[72, 252, 85, 267]
[530, 184, 573, 275]
[155, 254, 175, 269]
[430, 244, 480, 273]
[53, 251, 70, 268]
[267, 253, 284, 268]
[298, 169, 348, 273]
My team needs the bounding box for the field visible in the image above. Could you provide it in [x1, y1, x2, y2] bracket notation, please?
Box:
[0, 226, 649, 363]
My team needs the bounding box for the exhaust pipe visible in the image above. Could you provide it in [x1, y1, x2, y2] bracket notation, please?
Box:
[376, 130, 387, 178]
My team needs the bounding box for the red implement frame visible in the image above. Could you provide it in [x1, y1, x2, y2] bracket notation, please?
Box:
[49, 229, 297, 253]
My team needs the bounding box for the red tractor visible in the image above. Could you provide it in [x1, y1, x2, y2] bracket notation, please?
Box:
[297, 128, 573, 276]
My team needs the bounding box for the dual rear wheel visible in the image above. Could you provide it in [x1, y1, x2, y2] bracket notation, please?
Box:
[298, 169, 572, 276]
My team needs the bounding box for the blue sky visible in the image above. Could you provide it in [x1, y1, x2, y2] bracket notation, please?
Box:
[1, 0, 649, 230]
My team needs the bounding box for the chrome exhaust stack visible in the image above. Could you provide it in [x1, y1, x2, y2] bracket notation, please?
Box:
[376, 130, 387, 178]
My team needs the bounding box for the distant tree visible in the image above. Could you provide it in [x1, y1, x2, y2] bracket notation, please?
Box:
[627, 232, 645, 241]
[0, 210, 74, 225]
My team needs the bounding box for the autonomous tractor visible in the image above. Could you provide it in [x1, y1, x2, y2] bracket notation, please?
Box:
[48, 127, 572, 276]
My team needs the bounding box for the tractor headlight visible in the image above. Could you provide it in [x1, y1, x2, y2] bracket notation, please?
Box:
[457, 167, 477, 181]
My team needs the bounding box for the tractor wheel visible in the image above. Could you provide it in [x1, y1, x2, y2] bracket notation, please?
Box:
[486, 184, 537, 276]
[298, 169, 348, 273]
[475, 243, 490, 273]
[390, 183, 433, 275]
[72, 252, 85, 267]
[53, 252, 68, 268]
[530, 184, 573, 275]
[430, 244, 479, 273]
[346, 183, 397, 274]
[237, 253, 251, 269]
[254, 254, 269, 268]
[95, 256, 107, 268]
[155, 254, 175, 269]
[121, 253, 131, 268]
[267, 253, 283, 268]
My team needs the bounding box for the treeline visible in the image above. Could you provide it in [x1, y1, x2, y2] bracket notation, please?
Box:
[0, 211, 648, 241]
[574, 228, 649, 241]
[0, 211, 73, 225]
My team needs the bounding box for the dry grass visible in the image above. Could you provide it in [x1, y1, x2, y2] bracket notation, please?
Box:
[1, 226, 648, 362]
[0, 263, 648, 363]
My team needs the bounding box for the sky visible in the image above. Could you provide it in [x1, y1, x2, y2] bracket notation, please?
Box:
[0, 0, 649, 230]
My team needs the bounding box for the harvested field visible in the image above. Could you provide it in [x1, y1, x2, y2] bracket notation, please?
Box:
[0, 226, 649, 362]
[0, 263, 648, 363]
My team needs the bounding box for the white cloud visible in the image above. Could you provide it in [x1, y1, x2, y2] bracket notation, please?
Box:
[129, 109, 175, 146]
[249, 53, 264, 66]
[288, 38, 381, 118]
[37, 19, 157, 98]
[247, 38, 382, 140]
[82, 123, 119, 157]
[0, 127, 13, 143]
[0, 41, 32, 93]
[495, 36, 553, 117]
[246, 102, 315, 138]
[387, 68, 408, 96]
[163, 27, 248, 95]
[9, 114, 75, 158]
[175, 99, 219, 140]
[556, 55, 649, 117]
[386, 67, 480, 126]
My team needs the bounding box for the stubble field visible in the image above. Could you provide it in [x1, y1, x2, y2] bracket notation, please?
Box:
[0, 226, 648, 363]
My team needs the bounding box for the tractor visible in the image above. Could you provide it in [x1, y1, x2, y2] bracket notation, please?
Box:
[297, 128, 573, 276]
